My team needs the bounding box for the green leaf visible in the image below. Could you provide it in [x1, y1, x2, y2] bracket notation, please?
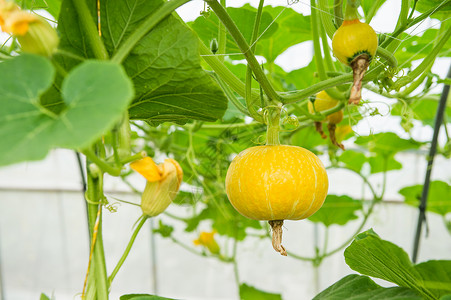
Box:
[283, 60, 317, 91]
[256, 6, 311, 63]
[415, 0, 451, 21]
[291, 126, 328, 152]
[239, 283, 282, 300]
[415, 260, 451, 298]
[368, 155, 402, 174]
[153, 220, 174, 238]
[40, 293, 51, 300]
[55, 0, 227, 125]
[441, 295, 451, 300]
[14, 0, 61, 19]
[344, 229, 436, 300]
[391, 97, 451, 127]
[0, 54, 133, 166]
[361, 0, 387, 21]
[308, 195, 363, 227]
[120, 294, 177, 300]
[399, 181, 451, 216]
[355, 132, 422, 156]
[338, 150, 367, 173]
[190, 4, 277, 60]
[313, 274, 421, 300]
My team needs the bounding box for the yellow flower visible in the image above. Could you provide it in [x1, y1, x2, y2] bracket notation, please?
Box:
[131, 157, 183, 217]
[0, 0, 59, 56]
[193, 230, 220, 254]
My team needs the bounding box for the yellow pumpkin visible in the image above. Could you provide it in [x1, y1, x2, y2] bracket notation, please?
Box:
[226, 145, 328, 221]
[308, 91, 343, 125]
[332, 19, 378, 66]
[225, 145, 329, 255]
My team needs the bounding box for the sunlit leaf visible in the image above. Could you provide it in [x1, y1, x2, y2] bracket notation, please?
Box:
[399, 181, 451, 216]
[339, 150, 367, 173]
[120, 294, 176, 300]
[0, 55, 133, 167]
[368, 155, 402, 174]
[308, 195, 363, 227]
[239, 283, 282, 300]
[355, 132, 422, 156]
[313, 274, 421, 300]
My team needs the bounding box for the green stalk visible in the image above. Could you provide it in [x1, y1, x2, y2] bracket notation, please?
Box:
[205, 0, 280, 101]
[198, 41, 260, 102]
[81, 148, 122, 176]
[394, 25, 451, 90]
[281, 73, 353, 104]
[381, 0, 451, 49]
[112, 0, 192, 63]
[86, 159, 109, 299]
[333, 0, 343, 28]
[344, 0, 359, 20]
[365, 0, 383, 23]
[395, 0, 410, 30]
[318, 0, 337, 39]
[245, 0, 265, 120]
[311, 0, 327, 81]
[376, 47, 398, 69]
[108, 216, 149, 285]
[217, 0, 227, 62]
[71, 0, 108, 60]
[265, 105, 282, 145]
[320, 21, 336, 72]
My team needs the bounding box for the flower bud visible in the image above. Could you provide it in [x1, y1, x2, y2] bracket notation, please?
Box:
[193, 231, 220, 254]
[0, 1, 59, 56]
[130, 157, 183, 217]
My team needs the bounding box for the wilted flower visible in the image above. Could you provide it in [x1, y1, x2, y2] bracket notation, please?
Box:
[130, 157, 183, 217]
[0, 0, 59, 56]
[193, 230, 220, 254]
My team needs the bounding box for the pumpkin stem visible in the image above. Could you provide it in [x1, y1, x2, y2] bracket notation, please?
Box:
[265, 105, 282, 146]
[268, 220, 287, 256]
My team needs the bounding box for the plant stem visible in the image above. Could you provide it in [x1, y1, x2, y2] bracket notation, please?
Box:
[344, 0, 359, 20]
[245, 0, 265, 121]
[281, 73, 353, 104]
[333, 0, 343, 27]
[206, 0, 280, 102]
[198, 41, 260, 102]
[395, 0, 409, 30]
[265, 105, 281, 145]
[394, 25, 451, 90]
[318, 0, 337, 39]
[108, 216, 149, 285]
[81, 148, 122, 177]
[71, 0, 108, 60]
[85, 155, 109, 300]
[376, 47, 398, 69]
[365, 0, 382, 23]
[320, 21, 336, 72]
[217, 0, 227, 62]
[112, 0, 192, 63]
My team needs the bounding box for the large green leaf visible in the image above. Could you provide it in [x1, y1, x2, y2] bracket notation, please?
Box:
[391, 97, 451, 128]
[344, 229, 440, 300]
[239, 283, 282, 300]
[0, 54, 133, 166]
[256, 6, 311, 63]
[313, 274, 421, 300]
[54, 0, 227, 125]
[415, 261, 451, 297]
[415, 0, 451, 21]
[308, 195, 363, 227]
[355, 132, 422, 156]
[338, 150, 367, 173]
[399, 181, 451, 216]
[368, 155, 402, 174]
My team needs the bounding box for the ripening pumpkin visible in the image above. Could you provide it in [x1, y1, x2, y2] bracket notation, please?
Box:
[308, 91, 345, 149]
[332, 19, 378, 105]
[225, 145, 329, 255]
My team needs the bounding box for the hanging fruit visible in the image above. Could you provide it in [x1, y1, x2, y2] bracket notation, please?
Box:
[308, 90, 345, 149]
[332, 0, 378, 105]
[225, 106, 329, 256]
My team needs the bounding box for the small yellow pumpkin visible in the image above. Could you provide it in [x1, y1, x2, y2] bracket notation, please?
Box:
[225, 145, 328, 255]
